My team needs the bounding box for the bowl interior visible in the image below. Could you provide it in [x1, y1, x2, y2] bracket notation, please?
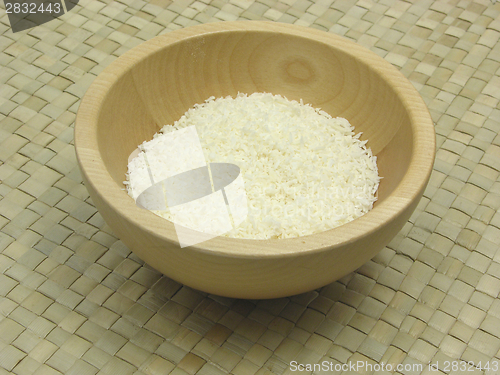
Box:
[96, 29, 413, 219]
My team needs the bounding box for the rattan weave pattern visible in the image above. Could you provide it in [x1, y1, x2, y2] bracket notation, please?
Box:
[1, 0, 500, 374]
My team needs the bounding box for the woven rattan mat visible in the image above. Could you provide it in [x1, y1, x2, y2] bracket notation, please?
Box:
[1, 0, 500, 374]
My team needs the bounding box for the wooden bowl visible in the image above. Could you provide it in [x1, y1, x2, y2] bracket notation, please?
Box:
[75, 21, 435, 299]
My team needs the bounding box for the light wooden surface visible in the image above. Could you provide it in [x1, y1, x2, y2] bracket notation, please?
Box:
[1, 0, 500, 373]
[75, 21, 435, 299]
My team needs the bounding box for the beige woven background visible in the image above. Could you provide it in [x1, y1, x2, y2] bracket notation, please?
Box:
[1, 0, 500, 374]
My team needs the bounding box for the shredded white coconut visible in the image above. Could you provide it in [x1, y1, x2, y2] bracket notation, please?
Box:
[126, 93, 380, 240]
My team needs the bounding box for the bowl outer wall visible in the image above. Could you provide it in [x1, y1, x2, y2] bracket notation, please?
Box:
[75, 21, 436, 298]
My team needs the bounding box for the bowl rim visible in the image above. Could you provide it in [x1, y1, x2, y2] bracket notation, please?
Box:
[75, 20, 436, 258]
